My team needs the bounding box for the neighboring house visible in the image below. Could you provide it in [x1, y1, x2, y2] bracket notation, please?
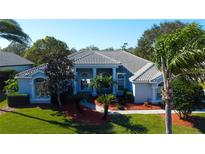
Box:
[0, 51, 34, 72]
[16, 50, 163, 104]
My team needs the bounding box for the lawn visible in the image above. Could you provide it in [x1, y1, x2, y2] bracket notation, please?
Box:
[0, 100, 204, 134]
[0, 100, 7, 109]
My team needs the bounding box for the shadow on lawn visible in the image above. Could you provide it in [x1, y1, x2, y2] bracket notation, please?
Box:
[111, 114, 148, 134]
[0, 107, 148, 134]
[189, 116, 205, 133]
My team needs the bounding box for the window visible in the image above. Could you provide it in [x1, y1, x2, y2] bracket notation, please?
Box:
[117, 73, 126, 91]
[80, 72, 91, 91]
[80, 79, 90, 90]
[34, 78, 49, 98]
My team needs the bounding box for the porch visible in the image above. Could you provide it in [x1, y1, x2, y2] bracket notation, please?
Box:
[73, 66, 126, 96]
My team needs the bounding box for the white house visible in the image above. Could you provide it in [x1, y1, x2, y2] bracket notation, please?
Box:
[16, 50, 163, 104]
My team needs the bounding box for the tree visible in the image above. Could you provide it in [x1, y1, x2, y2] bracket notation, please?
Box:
[135, 21, 187, 61]
[79, 45, 100, 51]
[121, 43, 128, 51]
[45, 48, 73, 106]
[101, 47, 114, 51]
[97, 94, 116, 120]
[154, 23, 205, 134]
[0, 19, 30, 45]
[2, 41, 27, 56]
[172, 77, 204, 120]
[24, 36, 70, 65]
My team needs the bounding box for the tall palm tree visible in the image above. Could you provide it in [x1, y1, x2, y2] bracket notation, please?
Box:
[0, 19, 30, 45]
[154, 23, 205, 134]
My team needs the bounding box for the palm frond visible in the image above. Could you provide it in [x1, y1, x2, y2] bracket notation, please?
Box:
[0, 19, 31, 45]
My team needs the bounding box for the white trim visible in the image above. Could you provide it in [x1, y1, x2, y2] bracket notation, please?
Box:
[74, 64, 119, 68]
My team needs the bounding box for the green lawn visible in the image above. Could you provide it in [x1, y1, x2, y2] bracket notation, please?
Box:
[0, 100, 7, 109]
[0, 100, 204, 134]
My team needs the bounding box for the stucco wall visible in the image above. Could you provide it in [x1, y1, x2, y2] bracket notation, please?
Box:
[133, 83, 152, 103]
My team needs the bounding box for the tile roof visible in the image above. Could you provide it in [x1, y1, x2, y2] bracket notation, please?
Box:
[133, 65, 162, 83]
[0, 51, 34, 67]
[68, 51, 121, 65]
[15, 64, 47, 78]
[16, 50, 162, 82]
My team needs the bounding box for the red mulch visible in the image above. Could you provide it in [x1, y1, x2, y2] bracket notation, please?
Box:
[62, 102, 110, 125]
[93, 99, 162, 111]
[160, 114, 199, 128]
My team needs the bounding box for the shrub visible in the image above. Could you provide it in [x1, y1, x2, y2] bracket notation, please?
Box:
[122, 89, 134, 104]
[4, 78, 18, 94]
[172, 77, 204, 119]
[7, 93, 29, 107]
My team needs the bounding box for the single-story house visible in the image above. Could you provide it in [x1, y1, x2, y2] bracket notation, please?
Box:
[0, 51, 34, 72]
[16, 50, 163, 104]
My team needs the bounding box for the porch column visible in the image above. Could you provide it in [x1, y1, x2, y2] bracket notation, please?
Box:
[73, 67, 77, 95]
[92, 68, 97, 96]
[112, 68, 117, 95]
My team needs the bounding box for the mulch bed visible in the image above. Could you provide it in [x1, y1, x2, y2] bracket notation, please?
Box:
[160, 113, 201, 128]
[62, 102, 111, 125]
[93, 99, 162, 111]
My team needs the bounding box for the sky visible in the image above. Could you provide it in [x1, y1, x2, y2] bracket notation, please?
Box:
[0, 19, 205, 50]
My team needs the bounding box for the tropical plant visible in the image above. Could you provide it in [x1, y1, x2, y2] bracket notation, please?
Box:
[0, 19, 30, 45]
[45, 48, 73, 106]
[172, 77, 204, 119]
[90, 75, 114, 94]
[97, 94, 116, 120]
[154, 23, 205, 134]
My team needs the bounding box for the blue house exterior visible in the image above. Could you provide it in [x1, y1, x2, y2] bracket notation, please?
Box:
[16, 50, 163, 104]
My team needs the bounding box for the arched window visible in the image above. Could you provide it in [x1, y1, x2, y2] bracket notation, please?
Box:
[34, 78, 49, 97]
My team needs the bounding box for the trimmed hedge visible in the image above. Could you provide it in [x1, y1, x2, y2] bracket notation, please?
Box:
[7, 94, 29, 107]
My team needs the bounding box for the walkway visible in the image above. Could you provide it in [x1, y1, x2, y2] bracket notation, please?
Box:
[0, 107, 15, 116]
[80, 99, 205, 114]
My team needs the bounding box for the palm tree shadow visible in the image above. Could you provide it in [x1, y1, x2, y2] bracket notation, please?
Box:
[111, 113, 148, 134]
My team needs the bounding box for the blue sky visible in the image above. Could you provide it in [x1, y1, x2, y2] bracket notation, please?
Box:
[0, 19, 205, 49]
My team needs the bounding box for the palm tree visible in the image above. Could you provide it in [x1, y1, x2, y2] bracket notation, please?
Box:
[154, 23, 205, 134]
[0, 19, 30, 45]
[97, 94, 116, 120]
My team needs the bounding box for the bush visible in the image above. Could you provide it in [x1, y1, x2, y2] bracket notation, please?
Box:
[4, 77, 18, 94]
[172, 77, 204, 119]
[7, 93, 29, 107]
[122, 89, 134, 104]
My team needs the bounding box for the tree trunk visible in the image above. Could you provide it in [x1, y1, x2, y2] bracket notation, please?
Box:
[161, 57, 172, 134]
[165, 98, 172, 134]
[57, 91, 62, 107]
[102, 105, 109, 120]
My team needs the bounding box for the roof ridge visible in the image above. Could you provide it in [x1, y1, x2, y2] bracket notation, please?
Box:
[129, 62, 154, 81]
[67, 50, 86, 58]
[120, 50, 151, 63]
[96, 51, 121, 64]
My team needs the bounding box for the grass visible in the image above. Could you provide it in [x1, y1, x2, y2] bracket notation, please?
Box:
[0, 100, 204, 134]
[0, 100, 7, 109]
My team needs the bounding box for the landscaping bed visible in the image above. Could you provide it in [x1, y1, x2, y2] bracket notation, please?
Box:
[62, 102, 111, 125]
[160, 113, 205, 129]
[93, 99, 162, 111]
